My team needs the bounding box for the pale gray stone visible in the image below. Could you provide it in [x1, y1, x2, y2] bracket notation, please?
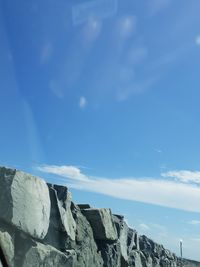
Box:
[0, 230, 14, 267]
[82, 208, 118, 241]
[23, 242, 76, 267]
[112, 214, 129, 264]
[72, 204, 103, 267]
[0, 167, 50, 239]
[129, 250, 143, 267]
[53, 185, 76, 241]
[11, 171, 50, 239]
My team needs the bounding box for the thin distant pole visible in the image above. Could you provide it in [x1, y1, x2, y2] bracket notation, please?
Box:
[180, 239, 183, 266]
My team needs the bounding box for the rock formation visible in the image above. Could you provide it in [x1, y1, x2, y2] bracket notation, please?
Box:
[0, 166, 199, 267]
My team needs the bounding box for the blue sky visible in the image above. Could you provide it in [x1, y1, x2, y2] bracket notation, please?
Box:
[1, 0, 200, 260]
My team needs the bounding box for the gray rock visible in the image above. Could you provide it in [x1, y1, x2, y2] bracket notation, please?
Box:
[23, 242, 76, 267]
[0, 230, 14, 267]
[127, 228, 139, 252]
[0, 167, 50, 239]
[112, 214, 129, 265]
[97, 241, 121, 267]
[129, 250, 143, 267]
[72, 204, 103, 267]
[182, 259, 200, 267]
[0, 166, 200, 267]
[82, 208, 118, 241]
[53, 184, 76, 241]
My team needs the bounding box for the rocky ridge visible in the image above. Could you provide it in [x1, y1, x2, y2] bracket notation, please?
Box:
[0, 166, 199, 267]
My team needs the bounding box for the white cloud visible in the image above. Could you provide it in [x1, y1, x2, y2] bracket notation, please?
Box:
[188, 220, 200, 225]
[79, 96, 87, 109]
[37, 165, 200, 213]
[162, 170, 200, 184]
[37, 165, 88, 181]
[195, 35, 200, 45]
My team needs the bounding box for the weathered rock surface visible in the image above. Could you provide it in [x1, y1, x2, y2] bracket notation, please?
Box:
[0, 230, 14, 267]
[0, 167, 50, 239]
[81, 208, 118, 241]
[0, 166, 200, 267]
[23, 242, 75, 267]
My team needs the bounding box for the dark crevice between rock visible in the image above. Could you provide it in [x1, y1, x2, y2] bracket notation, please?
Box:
[44, 184, 71, 252]
[14, 229, 36, 267]
[0, 167, 16, 222]
[0, 245, 8, 267]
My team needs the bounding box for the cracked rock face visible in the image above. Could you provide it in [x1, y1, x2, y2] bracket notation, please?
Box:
[0, 166, 200, 267]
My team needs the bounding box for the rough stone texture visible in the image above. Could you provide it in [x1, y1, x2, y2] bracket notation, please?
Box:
[129, 250, 144, 267]
[0, 231, 14, 267]
[0, 166, 200, 267]
[23, 242, 75, 267]
[127, 228, 140, 252]
[47, 184, 76, 241]
[97, 241, 121, 267]
[71, 203, 103, 267]
[82, 208, 118, 241]
[0, 167, 50, 239]
[182, 259, 200, 267]
[113, 214, 129, 265]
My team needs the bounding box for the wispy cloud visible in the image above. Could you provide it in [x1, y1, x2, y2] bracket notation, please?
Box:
[162, 170, 200, 184]
[37, 165, 200, 213]
[188, 220, 200, 225]
[116, 76, 157, 101]
[79, 96, 87, 109]
[138, 222, 167, 238]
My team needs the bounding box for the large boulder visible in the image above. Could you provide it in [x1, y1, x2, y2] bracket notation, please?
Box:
[23, 242, 76, 267]
[0, 167, 50, 239]
[72, 204, 103, 267]
[81, 208, 118, 241]
[46, 184, 76, 242]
